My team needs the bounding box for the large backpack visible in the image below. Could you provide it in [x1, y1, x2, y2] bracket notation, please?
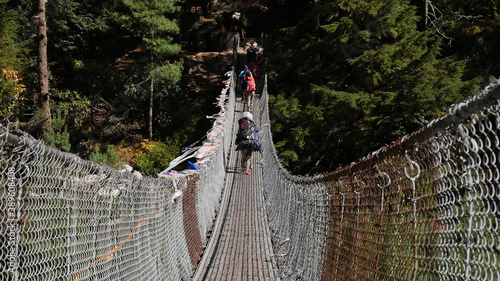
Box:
[237, 119, 261, 151]
[242, 69, 252, 80]
[247, 49, 257, 63]
[237, 125, 254, 142]
[248, 62, 259, 77]
[247, 76, 255, 92]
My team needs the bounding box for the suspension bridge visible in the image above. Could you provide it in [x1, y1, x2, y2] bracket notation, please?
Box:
[2, 38, 500, 280]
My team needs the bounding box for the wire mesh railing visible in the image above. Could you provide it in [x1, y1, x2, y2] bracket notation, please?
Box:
[319, 79, 500, 281]
[1, 128, 188, 280]
[256, 77, 500, 280]
[256, 75, 330, 281]
[0, 69, 236, 281]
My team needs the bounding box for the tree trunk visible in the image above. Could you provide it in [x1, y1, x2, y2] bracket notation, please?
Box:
[149, 78, 153, 140]
[425, 0, 429, 27]
[38, 0, 51, 133]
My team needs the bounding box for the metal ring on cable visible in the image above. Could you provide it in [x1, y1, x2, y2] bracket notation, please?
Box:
[404, 160, 421, 181]
[377, 171, 391, 189]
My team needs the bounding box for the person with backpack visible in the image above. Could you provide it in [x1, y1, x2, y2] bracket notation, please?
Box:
[246, 75, 256, 110]
[246, 48, 257, 64]
[238, 65, 253, 98]
[235, 112, 261, 175]
[248, 61, 259, 78]
[238, 14, 248, 39]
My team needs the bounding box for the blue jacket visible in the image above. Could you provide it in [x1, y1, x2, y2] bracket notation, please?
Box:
[239, 69, 253, 79]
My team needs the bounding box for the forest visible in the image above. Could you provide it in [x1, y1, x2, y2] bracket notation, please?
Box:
[1, 0, 499, 175]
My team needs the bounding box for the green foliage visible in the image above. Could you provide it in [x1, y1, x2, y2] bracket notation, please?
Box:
[116, 0, 182, 79]
[90, 144, 121, 167]
[117, 0, 181, 50]
[149, 59, 183, 85]
[44, 0, 120, 90]
[267, 0, 481, 174]
[47, 0, 116, 54]
[44, 127, 71, 152]
[44, 110, 71, 152]
[132, 139, 181, 175]
[114, 0, 183, 139]
[0, 0, 28, 120]
[52, 89, 91, 128]
[274, 140, 298, 166]
[0, 0, 494, 176]
[0, 71, 22, 119]
[418, 0, 500, 77]
[0, 1, 26, 70]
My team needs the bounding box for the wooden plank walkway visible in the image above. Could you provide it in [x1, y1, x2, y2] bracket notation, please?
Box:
[193, 96, 279, 281]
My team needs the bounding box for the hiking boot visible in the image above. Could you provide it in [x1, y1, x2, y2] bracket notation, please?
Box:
[242, 168, 250, 175]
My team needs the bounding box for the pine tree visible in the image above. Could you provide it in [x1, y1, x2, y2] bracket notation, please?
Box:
[116, 0, 182, 140]
[268, 0, 479, 174]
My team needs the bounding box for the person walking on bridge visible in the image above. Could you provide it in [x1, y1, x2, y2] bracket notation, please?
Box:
[238, 65, 253, 99]
[246, 75, 256, 110]
[235, 112, 261, 175]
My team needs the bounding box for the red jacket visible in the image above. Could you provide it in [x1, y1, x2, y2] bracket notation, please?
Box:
[248, 62, 259, 77]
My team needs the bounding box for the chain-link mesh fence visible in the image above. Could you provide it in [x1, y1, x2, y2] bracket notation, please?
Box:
[319, 80, 500, 281]
[257, 77, 500, 281]
[0, 129, 191, 281]
[0, 69, 236, 281]
[256, 75, 330, 281]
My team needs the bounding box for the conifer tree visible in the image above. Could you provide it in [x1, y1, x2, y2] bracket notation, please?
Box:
[268, 0, 479, 174]
[116, 0, 182, 140]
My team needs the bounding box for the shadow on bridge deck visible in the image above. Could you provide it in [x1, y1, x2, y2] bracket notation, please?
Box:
[193, 92, 279, 281]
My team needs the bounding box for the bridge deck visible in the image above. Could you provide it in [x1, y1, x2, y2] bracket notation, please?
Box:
[193, 95, 279, 280]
